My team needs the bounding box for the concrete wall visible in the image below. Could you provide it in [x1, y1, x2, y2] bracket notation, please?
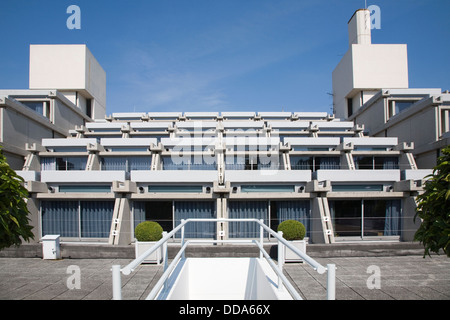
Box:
[356, 97, 440, 168]
[53, 99, 86, 133]
[401, 197, 421, 242]
[333, 44, 409, 119]
[332, 49, 353, 119]
[353, 98, 385, 135]
[352, 44, 408, 90]
[29, 45, 106, 120]
[333, 10, 409, 119]
[384, 107, 438, 151]
[2, 107, 53, 147]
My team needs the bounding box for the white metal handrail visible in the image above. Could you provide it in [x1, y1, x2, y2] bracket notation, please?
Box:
[112, 218, 336, 300]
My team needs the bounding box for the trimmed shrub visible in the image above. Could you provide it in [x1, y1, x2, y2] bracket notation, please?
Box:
[135, 221, 163, 242]
[277, 220, 306, 241]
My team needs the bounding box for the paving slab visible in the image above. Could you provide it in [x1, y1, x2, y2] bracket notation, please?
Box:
[0, 254, 448, 300]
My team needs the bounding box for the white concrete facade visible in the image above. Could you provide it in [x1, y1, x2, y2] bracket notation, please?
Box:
[0, 45, 106, 169]
[17, 112, 427, 246]
[333, 9, 409, 119]
[332, 9, 449, 169]
[29, 44, 106, 120]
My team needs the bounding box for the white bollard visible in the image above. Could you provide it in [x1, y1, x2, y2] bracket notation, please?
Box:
[326, 264, 336, 300]
[112, 265, 122, 300]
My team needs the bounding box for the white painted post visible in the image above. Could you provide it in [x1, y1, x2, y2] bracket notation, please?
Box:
[259, 219, 264, 259]
[162, 231, 168, 288]
[181, 219, 185, 259]
[162, 231, 168, 269]
[112, 265, 122, 300]
[327, 264, 336, 300]
[277, 231, 284, 290]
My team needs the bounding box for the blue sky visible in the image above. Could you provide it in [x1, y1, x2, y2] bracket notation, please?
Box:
[0, 0, 449, 115]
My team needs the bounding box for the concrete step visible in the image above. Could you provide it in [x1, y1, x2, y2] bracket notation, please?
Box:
[0, 241, 425, 259]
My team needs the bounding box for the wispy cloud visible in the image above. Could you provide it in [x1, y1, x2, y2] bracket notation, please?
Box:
[110, 1, 322, 112]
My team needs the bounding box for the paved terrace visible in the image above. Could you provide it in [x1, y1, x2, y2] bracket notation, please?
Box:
[0, 243, 449, 300]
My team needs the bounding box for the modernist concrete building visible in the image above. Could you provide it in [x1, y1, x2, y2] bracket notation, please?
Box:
[16, 111, 430, 245]
[6, 9, 444, 248]
[0, 44, 106, 169]
[333, 9, 450, 168]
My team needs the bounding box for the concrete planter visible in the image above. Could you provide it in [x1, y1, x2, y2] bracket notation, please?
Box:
[284, 239, 307, 263]
[135, 241, 163, 264]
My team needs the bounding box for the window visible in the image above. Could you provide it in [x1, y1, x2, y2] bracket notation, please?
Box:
[395, 101, 414, 114]
[329, 199, 401, 238]
[388, 100, 416, 118]
[290, 156, 312, 170]
[225, 154, 280, 170]
[241, 185, 295, 193]
[133, 201, 217, 239]
[290, 156, 340, 171]
[148, 185, 203, 193]
[347, 98, 353, 117]
[101, 157, 151, 171]
[41, 157, 87, 171]
[21, 100, 51, 120]
[270, 200, 310, 237]
[86, 99, 92, 118]
[332, 185, 383, 192]
[174, 201, 216, 238]
[353, 156, 399, 169]
[440, 109, 450, 135]
[59, 185, 111, 193]
[228, 201, 268, 238]
[22, 101, 43, 114]
[162, 155, 216, 170]
[134, 201, 173, 232]
[41, 200, 114, 238]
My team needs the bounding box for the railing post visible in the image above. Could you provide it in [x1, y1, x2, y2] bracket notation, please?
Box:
[277, 231, 284, 290]
[327, 264, 336, 300]
[112, 265, 122, 300]
[181, 219, 186, 259]
[259, 219, 264, 259]
[162, 231, 169, 288]
[162, 231, 168, 269]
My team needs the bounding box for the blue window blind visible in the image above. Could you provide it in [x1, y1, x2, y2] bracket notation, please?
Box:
[273, 201, 311, 237]
[41, 157, 87, 171]
[241, 185, 295, 193]
[317, 157, 340, 170]
[162, 156, 216, 170]
[57, 157, 87, 171]
[41, 200, 114, 238]
[148, 185, 203, 193]
[80, 201, 115, 238]
[22, 101, 43, 114]
[133, 201, 146, 230]
[228, 201, 268, 238]
[109, 147, 149, 152]
[174, 201, 216, 238]
[101, 157, 151, 171]
[59, 185, 111, 193]
[290, 156, 312, 170]
[329, 199, 401, 238]
[41, 201, 79, 237]
[290, 156, 340, 171]
[332, 185, 383, 192]
[41, 157, 56, 171]
[384, 200, 401, 236]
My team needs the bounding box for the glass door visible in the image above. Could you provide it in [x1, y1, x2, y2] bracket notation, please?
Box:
[330, 200, 362, 238]
[329, 199, 401, 240]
